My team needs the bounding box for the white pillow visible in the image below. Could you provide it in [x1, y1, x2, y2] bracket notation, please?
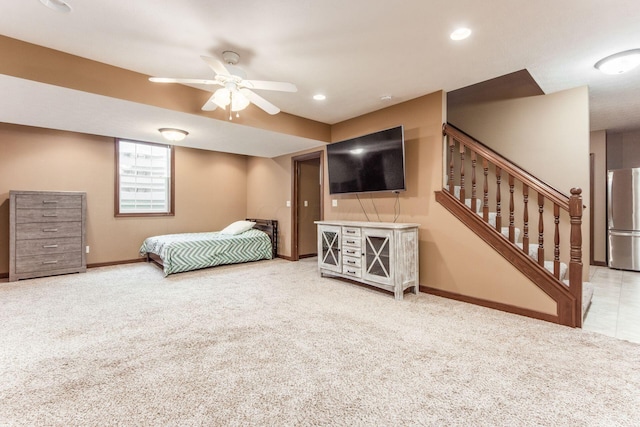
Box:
[220, 220, 256, 235]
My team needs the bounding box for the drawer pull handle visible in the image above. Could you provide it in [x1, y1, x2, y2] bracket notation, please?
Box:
[43, 214, 58, 217]
[346, 230, 355, 234]
[43, 244, 59, 248]
[43, 228, 58, 232]
[346, 240, 355, 244]
[346, 260, 356, 264]
[347, 270, 356, 274]
[346, 250, 355, 254]
[42, 260, 58, 265]
[42, 201, 58, 204]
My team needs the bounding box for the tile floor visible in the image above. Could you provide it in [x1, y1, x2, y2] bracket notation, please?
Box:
[582, 265, 640, 344]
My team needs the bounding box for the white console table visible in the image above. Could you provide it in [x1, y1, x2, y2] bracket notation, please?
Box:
[315, 221, 419, 300]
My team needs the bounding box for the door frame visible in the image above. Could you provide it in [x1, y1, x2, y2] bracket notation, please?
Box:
[291, 151, 324, 261]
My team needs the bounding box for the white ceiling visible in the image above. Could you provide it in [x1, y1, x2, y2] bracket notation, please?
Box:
[1, 0, 639, 156]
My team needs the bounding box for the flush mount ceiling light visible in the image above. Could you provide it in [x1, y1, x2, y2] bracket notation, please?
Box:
[450, 28, 472, 41]
[39, 0, 72, 13]
[158, 128, 188, 142]
[313, 94, 326, 101]
[594, 49, 640, 75]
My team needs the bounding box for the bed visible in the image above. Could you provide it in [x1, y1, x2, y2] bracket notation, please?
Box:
[139, 219, 278, 276]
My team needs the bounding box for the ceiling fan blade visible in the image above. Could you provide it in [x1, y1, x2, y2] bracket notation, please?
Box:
[149, 77, 220, 85]
[240, 88, 280, 115]
[200, 55, 231, 76]
[243, 80, 297, 92]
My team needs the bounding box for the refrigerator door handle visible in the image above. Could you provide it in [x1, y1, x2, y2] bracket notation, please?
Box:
[609, 230, 640, 237]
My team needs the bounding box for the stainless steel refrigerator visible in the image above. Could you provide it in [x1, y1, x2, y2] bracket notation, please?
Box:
[608, 168, 640, 270]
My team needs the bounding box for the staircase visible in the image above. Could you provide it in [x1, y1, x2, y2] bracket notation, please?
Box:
[436, 124, 592, 328]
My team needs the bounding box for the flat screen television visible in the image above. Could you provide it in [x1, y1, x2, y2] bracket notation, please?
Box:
[327, 125, 406, 195]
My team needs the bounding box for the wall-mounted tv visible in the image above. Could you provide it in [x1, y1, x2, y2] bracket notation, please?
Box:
[327, 125, 406, 195]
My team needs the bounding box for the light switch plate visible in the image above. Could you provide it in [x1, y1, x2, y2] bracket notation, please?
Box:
[286, 200, 291, 207]
[332, 199, 338, 207]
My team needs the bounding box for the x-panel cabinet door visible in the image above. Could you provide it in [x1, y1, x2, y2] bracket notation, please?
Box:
[362, 228, 393, 285]
[318, 224, 341, 273]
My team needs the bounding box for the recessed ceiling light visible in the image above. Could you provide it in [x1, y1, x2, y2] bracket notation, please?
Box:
[39, 0, 72, 13]
[313, 94, 326, 101]
[450, 28, 472, 41]
[595, 49, 640, 75]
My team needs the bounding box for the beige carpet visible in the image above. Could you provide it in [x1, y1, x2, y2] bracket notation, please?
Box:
[1, 258, 639, 426]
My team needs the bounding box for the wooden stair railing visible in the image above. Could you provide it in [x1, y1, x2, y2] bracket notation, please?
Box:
[438, 123, 583, 327]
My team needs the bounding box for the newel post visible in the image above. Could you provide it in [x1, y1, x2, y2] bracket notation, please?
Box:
[569, 188, 583, 327]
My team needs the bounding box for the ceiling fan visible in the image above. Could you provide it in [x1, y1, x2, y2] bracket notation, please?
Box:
[149, 51, 297, 119]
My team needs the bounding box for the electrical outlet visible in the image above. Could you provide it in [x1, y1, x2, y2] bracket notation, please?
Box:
[304, 200, 308, 207]
[332, 199, 338, 207]
[86, 245, 90, 254]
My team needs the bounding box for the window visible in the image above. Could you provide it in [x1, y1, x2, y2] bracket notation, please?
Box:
[115, 139, 174, 216]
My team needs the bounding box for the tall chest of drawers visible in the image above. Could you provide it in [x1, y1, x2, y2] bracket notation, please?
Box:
[9, 190, 86, 282]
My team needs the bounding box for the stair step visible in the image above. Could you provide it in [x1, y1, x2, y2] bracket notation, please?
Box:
[464, 198, 483, 214]
[544, 260, 568, 281]
[516, 242, 540, 261]
[563, 280, 594, 318]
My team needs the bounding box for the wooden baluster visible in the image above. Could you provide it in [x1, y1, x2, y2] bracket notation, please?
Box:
[471, 151, 477, 213]
[509, 175, 515, 243]
[523, 184, 529, 256]
[554, 204, 560, 279]
[448, 138, 455, 194]
[483, 158, 489, 222]
[569, 188, 583, 328]
[495, 166, 502, 232]
[537, 194, 544, 267]
[459, 143, 465, 203]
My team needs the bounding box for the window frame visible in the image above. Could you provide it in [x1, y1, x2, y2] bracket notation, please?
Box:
[114, 138, 175, 217]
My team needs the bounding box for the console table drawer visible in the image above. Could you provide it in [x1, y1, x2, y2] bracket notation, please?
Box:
[342, 226, 361, 237]
[342, 265, 361, 278]
[342, 236, 361, 248]
[15, 208, 82, 223]
[15, 193, 82, 209]
[16, 222, 82, 240]
[16, 237, 82, 256]
[342, 246, 361, 257]
[15, 252, 82, 274]
[342, 255, 361, 268]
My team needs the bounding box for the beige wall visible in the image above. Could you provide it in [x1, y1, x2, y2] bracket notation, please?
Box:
[0, 123, 248, 273]
[590, 130, 607, 264]
[607, 133, 623, 170]
[250, 91, 558, 315]
[448, 87, 591, 276]
[607, 130, 640, 170]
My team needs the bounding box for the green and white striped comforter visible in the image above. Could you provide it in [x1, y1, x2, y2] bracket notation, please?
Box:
[139, 229, 273, 276]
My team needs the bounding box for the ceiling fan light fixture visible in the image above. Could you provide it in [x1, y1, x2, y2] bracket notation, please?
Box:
[230, 91, 250, 112]
[595, 49, 640, 75]
[39, 0, 72, 13]
[159, 128, 188, 142]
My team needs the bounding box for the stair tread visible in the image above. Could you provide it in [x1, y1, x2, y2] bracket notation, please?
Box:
[563, 280, 594, 317]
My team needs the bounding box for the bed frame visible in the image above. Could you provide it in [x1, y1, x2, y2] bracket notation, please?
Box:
[145, 218, 278, 270]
